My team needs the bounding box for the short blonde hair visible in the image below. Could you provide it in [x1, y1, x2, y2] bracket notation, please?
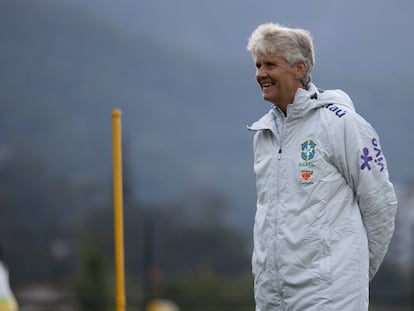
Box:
[247, 23, 315, 86]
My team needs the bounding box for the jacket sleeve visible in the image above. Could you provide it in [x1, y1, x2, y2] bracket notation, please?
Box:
[330, 112, 397, 281]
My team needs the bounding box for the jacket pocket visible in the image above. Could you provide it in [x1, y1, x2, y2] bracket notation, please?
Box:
[317, 233, 332, 303]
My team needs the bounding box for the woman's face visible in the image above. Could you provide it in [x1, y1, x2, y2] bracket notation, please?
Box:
[255, 54, 304, 111]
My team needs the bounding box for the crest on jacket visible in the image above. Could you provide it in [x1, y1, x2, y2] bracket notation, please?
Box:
[301, 139, 316, 161]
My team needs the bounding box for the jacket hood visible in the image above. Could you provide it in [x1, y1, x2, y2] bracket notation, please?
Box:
[315, 86, 356, 112]
[248, 83, 355, 131]
[287, 83, 356, 117]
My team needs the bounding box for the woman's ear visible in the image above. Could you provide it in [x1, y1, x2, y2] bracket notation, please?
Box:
[295, 61, 307, 80]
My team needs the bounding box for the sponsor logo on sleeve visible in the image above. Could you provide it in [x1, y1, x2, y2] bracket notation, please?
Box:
[322, 103, 347, 118]
[360, 138, 385, 172]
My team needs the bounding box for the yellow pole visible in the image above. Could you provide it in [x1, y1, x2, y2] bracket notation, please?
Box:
[112, 109, 126, 311]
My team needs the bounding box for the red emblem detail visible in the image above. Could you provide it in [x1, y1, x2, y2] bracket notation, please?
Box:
[300, 170, 313, 181]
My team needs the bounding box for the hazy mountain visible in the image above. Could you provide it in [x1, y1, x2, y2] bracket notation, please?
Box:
[53, 0, 414, 181]
[0, 0, 260, 227]
[1, 0, 413, 230]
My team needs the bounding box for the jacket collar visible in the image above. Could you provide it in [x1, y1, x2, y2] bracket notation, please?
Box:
[283, 83, 323, 120]
[248, 83, 356, 132]
[247, 109, 277, 134]
[248, 83, 321, 132]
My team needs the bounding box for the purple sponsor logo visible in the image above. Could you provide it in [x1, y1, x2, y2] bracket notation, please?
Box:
[360, 138, 385, 172]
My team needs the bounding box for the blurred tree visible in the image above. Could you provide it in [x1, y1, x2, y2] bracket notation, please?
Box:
[0, 146, 111, 283]
[74, 239, 112, 311]
[159, 270, 254, 311]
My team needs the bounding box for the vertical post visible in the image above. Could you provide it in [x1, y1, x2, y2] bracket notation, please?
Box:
[112, 109, 126, 311]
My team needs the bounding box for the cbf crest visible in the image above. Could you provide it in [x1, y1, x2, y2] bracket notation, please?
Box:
[301, 139, 316, 161]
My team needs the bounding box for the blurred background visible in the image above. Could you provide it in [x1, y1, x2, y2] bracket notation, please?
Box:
[0, 0, 413, 310]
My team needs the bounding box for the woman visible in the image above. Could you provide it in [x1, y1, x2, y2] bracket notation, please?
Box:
[0, 245, 18, 311]
[246, 23, 397, 311]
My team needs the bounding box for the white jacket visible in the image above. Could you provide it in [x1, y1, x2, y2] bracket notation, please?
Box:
[0, 262, 18, 311]
[247, 83, 397, 311]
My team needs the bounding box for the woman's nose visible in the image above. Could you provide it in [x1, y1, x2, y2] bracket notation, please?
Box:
[256, 67, 267, 80]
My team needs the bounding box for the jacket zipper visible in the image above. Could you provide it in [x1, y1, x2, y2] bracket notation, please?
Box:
[275, 116, 286, 309]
